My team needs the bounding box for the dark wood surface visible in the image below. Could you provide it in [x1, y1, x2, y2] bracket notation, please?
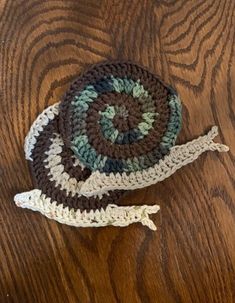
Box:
[0, 1, 234, 302]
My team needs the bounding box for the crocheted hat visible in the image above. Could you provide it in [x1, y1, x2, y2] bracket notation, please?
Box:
[14, 103, 160, 230]
[14, 61, 229, 230]
[59, 61, 229, 197]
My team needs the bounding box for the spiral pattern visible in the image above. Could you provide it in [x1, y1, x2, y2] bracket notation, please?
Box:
[60, 62, 182, 174]
[30, 115, 124, 211]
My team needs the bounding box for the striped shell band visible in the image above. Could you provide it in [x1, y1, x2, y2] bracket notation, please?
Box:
[14, 61, 229, 230]
[59, 61, 228, 197]
[60, 62, 182, 174]
[14, 103, 160, 230]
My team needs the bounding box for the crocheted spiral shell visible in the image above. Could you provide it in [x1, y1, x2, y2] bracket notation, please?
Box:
[28, 113, 124, 212]
[14, 61, 229, 229]
[60, 62, 182, 174]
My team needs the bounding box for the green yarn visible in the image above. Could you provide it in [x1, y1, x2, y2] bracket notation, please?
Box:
[72, 86, 98, 106]
[142, 112, 156, 123]
[110, 76, 124, 93]
[71, 135, 101, 168]
[99, 103, 157, 143]
[109, 77, 149, 100]
[160, 95, 182, 149]
[138, 122, 152, 135]
[99, 106, 116, 119]
[93, 78, 157, 144]
[133, 80, 147, 98]
[69, 72, 182, 174]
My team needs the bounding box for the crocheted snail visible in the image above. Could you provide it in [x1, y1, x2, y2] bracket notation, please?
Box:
[59, 61, 229, 197]
[14, 103, 159, 230]
[14, 61, 229, 230]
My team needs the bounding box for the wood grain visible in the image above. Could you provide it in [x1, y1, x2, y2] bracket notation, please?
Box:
[0, 1, 234, 302]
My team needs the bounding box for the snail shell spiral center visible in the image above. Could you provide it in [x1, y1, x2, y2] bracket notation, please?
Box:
[60, 62, 182, 174]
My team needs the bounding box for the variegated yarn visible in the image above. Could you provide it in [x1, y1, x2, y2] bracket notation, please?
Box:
[14, 103, 160, 230]
[60, 62, 182, 174]
[14, 61, 229, 230]
[59, 61, 228, 196]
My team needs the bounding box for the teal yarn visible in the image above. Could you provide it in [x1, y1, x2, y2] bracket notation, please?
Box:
[160, 94, 182, 150]
[71, 78, 159, 145]
[60, 62, 182, 174]
[99, 104, 157, 144]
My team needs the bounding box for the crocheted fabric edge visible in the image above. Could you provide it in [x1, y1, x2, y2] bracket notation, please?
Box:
[14, 189, 160, 230]
[80, 126, 229, 196]
[15, 102, 160, 230]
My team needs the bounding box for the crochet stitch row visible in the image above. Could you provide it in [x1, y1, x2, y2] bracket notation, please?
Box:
[15, 189, 160, 230]
[60, 62, 182, 175]
[15, 102, 160, 229]
[70, 77, 182, 173]
[26, 107, 124, 211]
[14, 61, 229, 230]
[79, 126, 229, 197]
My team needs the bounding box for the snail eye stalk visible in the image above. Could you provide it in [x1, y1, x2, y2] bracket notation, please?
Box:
[15, 61, 229, 230]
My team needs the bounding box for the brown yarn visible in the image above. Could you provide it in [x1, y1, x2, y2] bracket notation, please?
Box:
[84, 92, 170, 160]
[59, 61, 172, 150]
[30, 117, 125, 211]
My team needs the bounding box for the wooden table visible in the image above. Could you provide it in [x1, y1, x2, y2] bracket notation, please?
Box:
[0, 1, 234, 302]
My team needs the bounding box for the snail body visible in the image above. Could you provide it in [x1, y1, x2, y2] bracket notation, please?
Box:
[14, 61, 229, 229]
